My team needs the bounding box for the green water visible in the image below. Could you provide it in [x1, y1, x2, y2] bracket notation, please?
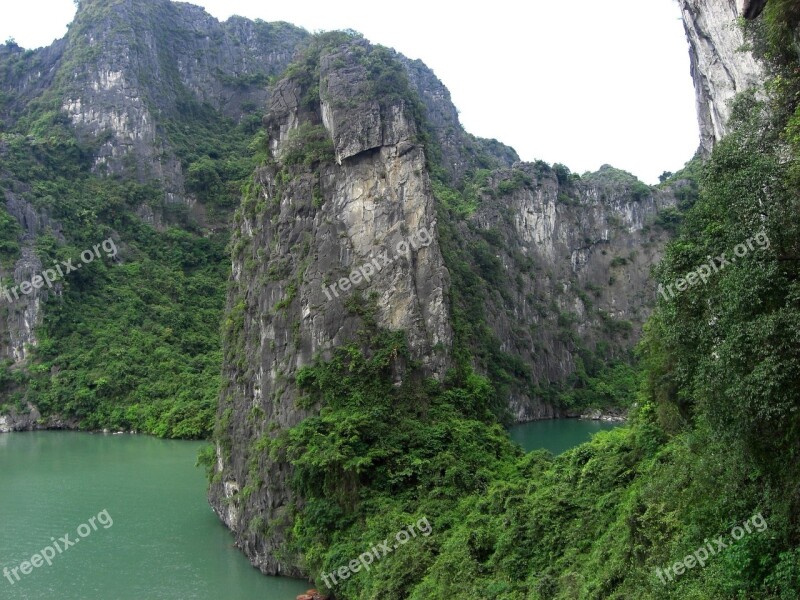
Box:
[0, 432, 310, 600]
[508, 418, 619, 455]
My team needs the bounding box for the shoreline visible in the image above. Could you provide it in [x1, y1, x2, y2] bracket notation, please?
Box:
[512, 408, 628, 426]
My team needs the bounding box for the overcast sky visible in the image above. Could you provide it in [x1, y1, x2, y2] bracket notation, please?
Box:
[1, 0, 699, 184]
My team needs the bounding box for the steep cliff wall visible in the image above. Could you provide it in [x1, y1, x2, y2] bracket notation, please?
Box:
[0, 42, 70, 367]
[0, 0, 307, 412]
[59, 0, 306, 200]
[208, 34, 684, 575]
[678, 0, 764, 154]
[0, 0, 676, 437]
[0, 191, 66, 364]
[457, 164, 679, 420]
[209, 37, 453, 576]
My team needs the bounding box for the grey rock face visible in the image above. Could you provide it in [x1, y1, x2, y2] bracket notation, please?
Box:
[208, 34, 683, 575]
[59, 0, 306, 197]
[678, 0, 764, 154]
[0, 49, 66, 359]
[209, 41, 452, 576]
[320, 44, 416, 162]
[0, 403, 78, 433]
[463, 164, 678, 421]
[0, 189, 65, 364]
[0, 0, 308, 373]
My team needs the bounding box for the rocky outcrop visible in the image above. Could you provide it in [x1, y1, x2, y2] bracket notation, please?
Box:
[563, 406, 628, 423]
[0, 42, 72, 365]
[295, 590, 328, 600]
[209, 39, 453, 576]
[59, 0, 307, 200]
[0, 186, 66, 364]
[208, 34, 685, 576]
[455, 164, 679, 421]
[0, 403, 78, 432]
[678, 0, 764, 154]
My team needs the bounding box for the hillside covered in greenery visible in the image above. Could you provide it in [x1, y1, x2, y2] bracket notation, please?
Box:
[225, 7, 800, 598]
[0, 0, 299, 437]
[2, 1, 798, 598]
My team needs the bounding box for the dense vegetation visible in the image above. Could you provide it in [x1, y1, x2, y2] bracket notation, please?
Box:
[4, 3, 798, 597]
[253, 9, 800, 598]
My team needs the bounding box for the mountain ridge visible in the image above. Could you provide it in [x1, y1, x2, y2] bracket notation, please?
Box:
[0, 0, 673, 437]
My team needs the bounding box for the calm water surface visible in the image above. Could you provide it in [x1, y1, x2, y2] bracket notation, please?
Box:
[0, 432, 309, 600]
[509, 418, 619, 454]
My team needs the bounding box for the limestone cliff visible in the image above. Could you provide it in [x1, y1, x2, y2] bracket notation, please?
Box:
[59, 0, 306, 205]
[678, 0, 764, 154]
[0, 1, 691, 578]
[0, 0, 307, 393]
[459, 164, 679, 420]
[209, 38, 453, 576]
[208, 35, 684, 575]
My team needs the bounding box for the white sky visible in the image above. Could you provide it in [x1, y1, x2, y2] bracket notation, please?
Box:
[1, 0, 699, 184]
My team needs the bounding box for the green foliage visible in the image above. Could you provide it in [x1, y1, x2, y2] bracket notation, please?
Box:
[196, 444, 217, 482]
[431, 177, 483, 217]
[27, 222, 228, 439]
[553, 162, 572, 185]
[279, 328, 521, 597]
[0, 207, 21, 264]
[469, 239, 503, 285]
[648, 89, 798, 459]
[360, 45, 415, 109]
[185, 156, 223, 204]
[281, 123, 334, 167]
[216, 71, 272, 90]
[584, 165, 653, 201]
[497, 169, 532, 195]
[0, 35, 258, 438]
[557, 360, 640, 410]
[256, 14, 800, 599]
[161, 96, 263, 213]
[610, 256, 629, 267]
[654, 206, 683, 233]
[282, 30, 362, 110]
[653, 158, 702, 236]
